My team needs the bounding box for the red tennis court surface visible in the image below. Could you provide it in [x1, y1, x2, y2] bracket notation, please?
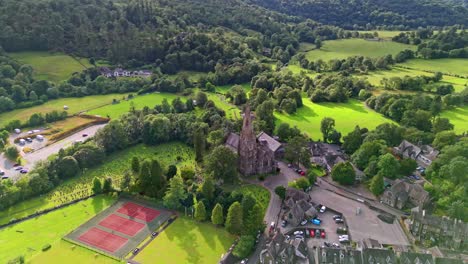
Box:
[78, 227, 128, 253]
[99, 214, 145, 236]
[117, 202, 160, 222]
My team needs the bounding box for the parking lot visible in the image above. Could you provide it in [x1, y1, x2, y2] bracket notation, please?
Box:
[309, 188, 409, 245]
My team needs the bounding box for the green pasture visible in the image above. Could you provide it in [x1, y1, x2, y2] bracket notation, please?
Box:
[440, 106, 468, 134]
[87, 92, 180, 119]
[301, 38, 416, 61]
[398, 58, 468, 77]
[134, 216, 235, 264]
[0, 195, 116, 263]
[0, 93, 128, 128]
[9, 51, 92, 83]
[357, 31, 404, 40]
[0, 143, 194, 225]
[275, 98, 395, 138]
[168, 71, 208, 82]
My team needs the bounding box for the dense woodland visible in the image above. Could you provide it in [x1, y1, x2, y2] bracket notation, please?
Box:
[246, 0, 468, 29]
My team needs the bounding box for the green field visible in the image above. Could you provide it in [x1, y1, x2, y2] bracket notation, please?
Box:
[134, 216, 235, 264]
[399, 58, 468, 77]
[0, 143, 194, 225]
[440, 106, 468, 134]
[302, 38, 416, 61]
[9, 51, 92, 83]
[357, 31, 404, 40]
[275, 98, 395, 138]
[0, 195, 117, 263]
[0, 93, 128, 128]
[87, 92, 181, 119]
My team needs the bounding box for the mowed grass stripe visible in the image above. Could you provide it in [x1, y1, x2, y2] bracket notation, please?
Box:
[134, 217, 235, 264]
[275, 98, 395, 138]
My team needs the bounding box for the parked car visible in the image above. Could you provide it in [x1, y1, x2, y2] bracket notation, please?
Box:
[339, 237, 350, 243]
[332, 243, 340, 248]
[321, 230, 326, 238]
[300, 219, 308, 226]
[339, 235, 349, 239]
[0, 169, 4, 176]
[13, 163, 20, 167]
[269, 222, 275, 232]
[241, 259, 248, 264]
[287, 164, 292, 168]
[310, 229, 315, 237]
[300, 171, 305, 176]
[132, 248, 140, 254]
[320, 206, 326, 213]
[26, 137, 33, 143]
[414, 175, 421, 180]
[315, 229, 321, 238]
[281, 220, 287, 227]
[293, 231, 304, 235]
[151, 232, 158, 237]
[324, 242, 332, 247]
[335, 218, 344, 224]
[312, 219, 321, 225]
[82, 133, 89, 137]
[333, 215, 342, 220]
[1, 176, 9, 180]
[15, 166, 23, 171]
[20, 169, 28, 174]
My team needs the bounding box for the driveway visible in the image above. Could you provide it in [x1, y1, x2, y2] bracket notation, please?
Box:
[1, 124, 106, 181]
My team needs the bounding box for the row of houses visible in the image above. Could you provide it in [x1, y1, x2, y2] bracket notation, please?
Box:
[99, 67, 152, 78]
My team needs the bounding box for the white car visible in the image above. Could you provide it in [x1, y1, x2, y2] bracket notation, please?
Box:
[293, 231, 304, 235]
[320, 206, 326, 213]
[300, 219, 308, 226]
[339, 235, 349, 239]
[339, 237, 350, 243]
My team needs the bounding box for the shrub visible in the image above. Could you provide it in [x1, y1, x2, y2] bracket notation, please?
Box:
[42, 244, 52, 251]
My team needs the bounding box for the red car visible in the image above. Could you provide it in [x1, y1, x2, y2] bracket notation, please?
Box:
[321, 230, 326, 238]
[310, 229, 315, 237]
[300, 171, 306, 176]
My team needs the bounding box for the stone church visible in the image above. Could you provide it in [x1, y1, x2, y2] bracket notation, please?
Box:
[225, 106, 282, 176]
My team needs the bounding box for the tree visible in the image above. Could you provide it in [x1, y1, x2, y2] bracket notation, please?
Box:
[276, 123, 300, 142]
[399, 159, 417, 176]
[194, 201, 207, 222]
[284, 136, 310, 167]
[138, 159, 166, 198]
[163, 175, 187, 210]
[377, 153, 400, 179]
[167, 165, 178, 180]
[225, 202, 243, 235]
[195, 91, 208, 107]
[194, 128, 206, 162]
[315, 38, 322, 49]
[255, 100, 276, 134]
[331, 162, 356, 185]
[95, 120, 129, 153]
[274, 186, 286, 200]
[370, 174, 384, 196]
[307, 170, 317, 185]
[320, 117, 335, 142]
[102, 177, 113, 193]
[199, 176, 215, 201]
[294, 177, 311, 190]
[342, 126, 364, 154]
[204, 146, 238, 182]
[232, 235, 255, 259]
[92, 177, 102, 194]
[432, 131, 457, 150]
[4, 146, 19, 161]
[448, 200, 466, 220]
[131, 156, 140, 173]
[120, 171, 132, 191]
[207, 129, 225, 146]
[211, 203, 224, 225]
[432, 117, 454, 134]
[241, 194, 257, 223]
[56, 156, 80, 179]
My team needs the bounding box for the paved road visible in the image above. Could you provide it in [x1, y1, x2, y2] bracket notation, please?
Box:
[1, 124, 106, 181]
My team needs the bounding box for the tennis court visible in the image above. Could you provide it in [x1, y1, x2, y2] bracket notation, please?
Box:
[78, 227, 128, 253]
[98, 214, 145, 236]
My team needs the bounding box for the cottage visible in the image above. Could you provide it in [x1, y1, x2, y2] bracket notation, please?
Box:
[381, 179, 429, 209]
[399, 252, 434, 264]
[409, 207, 468, 250]
[260, 232, 309, 264]
[362, 248, 396, 264]
[319, 247, 363, 264]
[283, 188, 316, 226]
[394, 140, 439, 167]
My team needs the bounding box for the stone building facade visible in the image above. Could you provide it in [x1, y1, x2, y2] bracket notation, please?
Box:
[225, 106, 279, 176]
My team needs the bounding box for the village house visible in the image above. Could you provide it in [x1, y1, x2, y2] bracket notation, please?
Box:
[362, 248, 396, 264]
[319, 247, 363, 264]
[225, 106, 281, 176]
[409, 207, 468, 250]
[282, 187, 317, 226]
[311, 142, 365, 181]
[381, 179, 430, 209]
[260, 232, 309, 264]
[394, 140, 439, 167]
[399, 252, 435, 264]
[99, 67, 152, 78]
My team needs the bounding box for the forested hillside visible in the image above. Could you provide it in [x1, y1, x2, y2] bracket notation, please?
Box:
[0, 0, 344, 71]
[246, 0, 468, 29]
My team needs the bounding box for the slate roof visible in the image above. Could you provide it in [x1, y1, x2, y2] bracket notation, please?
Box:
[362, 248, 396, 264]
[319, 247, 363, 264]
[400, 252, 434, 264]
[435, 258, 463, 264]
[225, 132, 239, 152]
[257, 132, 282, 152]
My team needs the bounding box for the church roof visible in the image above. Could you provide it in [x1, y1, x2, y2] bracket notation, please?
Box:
[257, 132, 282, 152]
[225, 132, 239, 152]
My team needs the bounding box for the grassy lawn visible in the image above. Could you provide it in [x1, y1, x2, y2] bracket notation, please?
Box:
[0, 195, 117, 263]
[301, 38, 416, 61]
[275, 98, 395, 139]
[29, 240, 120, 264]
[87, 92, 180, 119]
[233, 184, 271, 215]
[0, 143, 195, 225]
[9, 51, 92, 83]
[0, 93, 127, 128]
[399, 58, 468, 77]
[440, 106, 468, 134]
[357, 31, 404, 40]
[134, 216, 235, 264]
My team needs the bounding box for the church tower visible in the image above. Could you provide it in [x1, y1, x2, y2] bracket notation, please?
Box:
[238, 105, 258, 175]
